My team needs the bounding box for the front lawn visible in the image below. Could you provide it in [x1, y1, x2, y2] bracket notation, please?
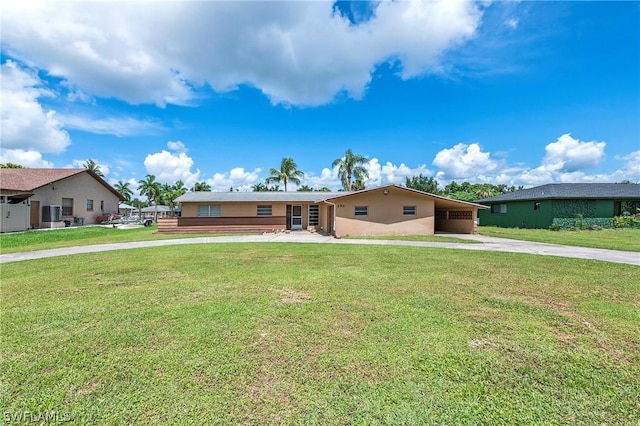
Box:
[479, 226, 640, 252]
[0, 225, 230, 254]
[2, 244, 638, 424]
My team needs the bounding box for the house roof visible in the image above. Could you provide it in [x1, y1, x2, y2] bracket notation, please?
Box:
[324, 184, 489, 209]
[0, 168, 124, 200]
[478, 183, 640, 203]
[176, 191, 346, 203]
[141, 205, 178, 213]
[176, 184, 489, 209]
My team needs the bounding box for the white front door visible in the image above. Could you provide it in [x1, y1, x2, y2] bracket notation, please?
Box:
[291, 205, 303, 230]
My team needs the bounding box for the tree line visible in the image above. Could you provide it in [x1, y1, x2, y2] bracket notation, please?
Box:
[2, 154, 526, 211]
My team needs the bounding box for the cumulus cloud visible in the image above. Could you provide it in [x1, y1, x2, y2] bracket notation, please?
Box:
[1, 1, 483, 106]
[613, 150, 640, 182]
[0, 60, 71, 154]
[207, 167, 262, 192]
[365, 158, 433, 187]
[143, 149, 201, 187]
[0, 149, 54, 168]
[167, 141, 186, 153]
[541, 133, 606, 172]
[432, 143, 499, 180]
[427, 135, 633, 187]
[299, 159, 433, 190]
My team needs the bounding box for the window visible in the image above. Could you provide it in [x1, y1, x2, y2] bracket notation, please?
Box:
[403, 206, 416, 216]
[354, 206, 368, 216]
[491, 204, 507, 214]
[308, 205, 319, 226]
[62, 198, 73, 216]
[257, 205, 272, 216]
[86, 199, 94, 211]
[533, 201, 541, 211]
[100, 200, 104, 211]
[198, 205, 221, 217]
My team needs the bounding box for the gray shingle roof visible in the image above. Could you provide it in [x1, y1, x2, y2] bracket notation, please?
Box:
[478, 183, 640, 203]
[176, 191, 346, 203]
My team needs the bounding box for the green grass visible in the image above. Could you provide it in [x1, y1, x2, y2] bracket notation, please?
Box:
[0, 225, 237, 254]
[479, 226, 640, 252]
[2, 244, 639, 424]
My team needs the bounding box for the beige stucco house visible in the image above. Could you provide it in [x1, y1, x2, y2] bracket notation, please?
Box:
[163, 184, 488, 236]
[0, 168, 123, 232]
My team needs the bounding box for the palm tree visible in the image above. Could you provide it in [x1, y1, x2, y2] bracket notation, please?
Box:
[251, 182, 269, 192]
[265, 157, 304, 192]
[191, 181, 211, 192]
[138, 174, 161, 220]
[114, 180, 133, 202]
[297, 185, 314, 192]
[83, 159, 105, 178]
[332, 149, 369, 191]
[167, 180, 187, 216]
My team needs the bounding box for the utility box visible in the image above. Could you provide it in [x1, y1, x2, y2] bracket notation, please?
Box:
[42, 205, 62, 222]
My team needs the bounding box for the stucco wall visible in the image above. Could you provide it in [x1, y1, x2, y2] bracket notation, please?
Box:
[332, 187, 435, 237]
[31, 172, 120, 226]
[181, 201, 326, 231]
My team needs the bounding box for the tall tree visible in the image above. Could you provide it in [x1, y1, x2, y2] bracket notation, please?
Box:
[83, 159, 105, 178]
[266, 157, 304, 192]
[114, 180, 133, 202]
[332, 149, 369, 191]
[251, 182, 269, 192]
[191, 181, 211, 192]
[167, 180, 187, 216]
[405, 174, 439, 194]
[137, 174, 161, 220]
[297, 185, 314, 192]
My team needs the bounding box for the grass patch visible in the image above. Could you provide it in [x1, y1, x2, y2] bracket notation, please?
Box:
[479, 226, 640, 252]
[0, 225, 243, 254]
[346, 235, 478, 243]
[2, 244, 639, 424]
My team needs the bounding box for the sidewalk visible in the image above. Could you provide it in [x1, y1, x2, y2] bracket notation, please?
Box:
[1, 233, 638, 265]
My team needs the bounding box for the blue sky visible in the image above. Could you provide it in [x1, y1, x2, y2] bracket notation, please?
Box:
[1, 1, 638, 195]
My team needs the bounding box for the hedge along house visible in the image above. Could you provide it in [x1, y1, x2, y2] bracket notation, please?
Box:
[0, 168, 123, 232]
[161, 184, 488, 236]
[477, 183, 640, 229]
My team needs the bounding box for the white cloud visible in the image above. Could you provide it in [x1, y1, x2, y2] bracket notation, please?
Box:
[0, 148, 54, 168]
[427, 135, 633, 187]
[167, 141, 186, 153]
[143, 149, 201, 187]
[613, 150, 640, 182]
[299, 159, 433, 190]
[207, 167, 262, 192]
[432, 143, 499, 180]
[1, 1, 483, 107]
[505, 18, 519, 29]
[541, 133, 606, 172]
[0, 60, 71, 154]
[57, 114, 164, 137]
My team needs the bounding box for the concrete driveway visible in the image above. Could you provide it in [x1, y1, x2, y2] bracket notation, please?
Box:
[0, 232, 638, 265]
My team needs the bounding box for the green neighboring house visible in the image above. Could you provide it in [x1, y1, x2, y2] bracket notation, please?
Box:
[477, 183, 640, 229]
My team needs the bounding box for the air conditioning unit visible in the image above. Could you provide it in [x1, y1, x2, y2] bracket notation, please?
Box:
[42, 205, 62, 222]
